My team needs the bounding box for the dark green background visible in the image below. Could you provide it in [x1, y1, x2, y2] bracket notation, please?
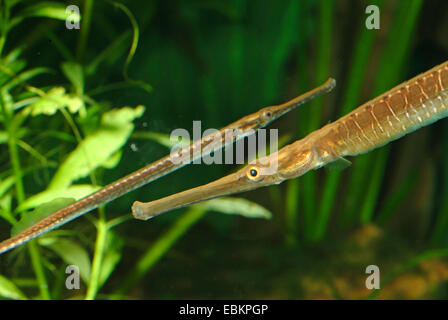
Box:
[1, 0, 448, 299]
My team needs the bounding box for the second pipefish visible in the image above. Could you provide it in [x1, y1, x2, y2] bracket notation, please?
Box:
[133, 60, 448, 219]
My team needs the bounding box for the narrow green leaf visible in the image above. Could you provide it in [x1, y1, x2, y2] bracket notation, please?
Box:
[12, 97, 40, 111]
[0, 194, 15, 225]
[4, 47, 23, 64]
[10, 2, 80, 28]
[0, 176, 15, 198]
[117, 207, 206, 295]
[285, 179, 299, 245]
[3, 67, 52, 92]
[61, 62, 84, 94]
[98, 232, 123, 288]
[4, 0, 21, 11]
[132, 131, 191, 149]
[0, 275, 27, 300]
[196, 197, 272, 219]
[0, 192, 12, 210]
[0, 177, 15, 223]
[86, 31, 131, 75]
[0, 53, 26, 85]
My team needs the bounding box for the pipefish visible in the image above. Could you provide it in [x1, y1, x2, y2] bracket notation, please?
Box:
[133, 60, 448, 219]
[0, 78, 335, 254]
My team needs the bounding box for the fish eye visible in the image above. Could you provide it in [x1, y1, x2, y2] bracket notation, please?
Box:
[246, 166, 263, 181]
[263, 110, 272, 118]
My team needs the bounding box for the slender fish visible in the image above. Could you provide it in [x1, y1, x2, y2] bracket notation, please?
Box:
[132, 60, 448, 219]
[0, 78, 335, 254]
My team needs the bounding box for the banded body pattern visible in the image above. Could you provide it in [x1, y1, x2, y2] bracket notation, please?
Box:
[316, 61, 448, 158]
[124, 62, 448, 220]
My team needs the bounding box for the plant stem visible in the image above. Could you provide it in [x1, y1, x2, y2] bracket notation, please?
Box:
[356, 0, 424, 224]
[28, 241, 51, 299]
[285, 179, 299, 246]
[342, 0, 423, 226]
[0, 0, 10, 56]
[305, 0, 333, 242]
[318, 0, 381, 231]
[77, 0, 94, 61]
[431, 127, 448, 244]
[86, 206, 108, 300]
[7, 129, 25, 205]
[1, 92, 50, 299]
[116, 207, 207, 296]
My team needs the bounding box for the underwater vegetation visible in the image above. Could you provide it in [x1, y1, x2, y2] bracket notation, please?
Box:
[0, 0, 447, 299]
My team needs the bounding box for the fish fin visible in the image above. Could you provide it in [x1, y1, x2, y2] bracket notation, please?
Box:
[325, 157, 352, 171]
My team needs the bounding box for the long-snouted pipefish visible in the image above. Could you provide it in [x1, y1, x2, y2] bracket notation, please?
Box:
[132, 60, 448, 220]
[0, 78, 336, 254]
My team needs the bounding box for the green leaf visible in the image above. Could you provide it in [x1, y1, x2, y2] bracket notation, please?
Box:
[102, 151, 123, 169]
[0, 193, 12, 213]
[0, 176, 15, 199]
[0, 194, 15, 225]
[10, 2, 81, 28]
[44, 238, 91, 283]
[0, 275, 27, 300]
[12, 198, 75, 235]
[0, 176, 16, 225]
[132, 131, 191, 148]
[196, 197, 272, 219]
[17, 185, 98, 213]
[0, 50, 26, 86]
[111, 2, 152, 93]
[4, 47, 23, 64]
[28, 87, 83, 116]
[2, 67, 52, 92]
[98, 232, 123, 288]
[49, 105, 145, 189]
[13, 97, 40, 111]
[4, 0, 22, 11]
[61, 61, 84, 94]
[86, 31, 132, 75]
[0, 90, 14, 116]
